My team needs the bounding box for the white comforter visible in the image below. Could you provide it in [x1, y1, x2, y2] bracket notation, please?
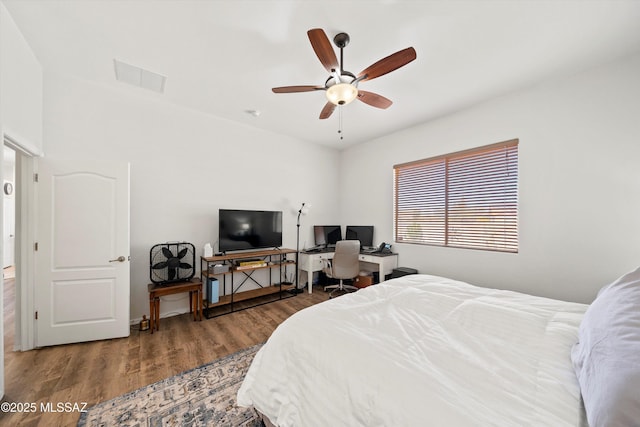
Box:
[237, 274, 588, 427]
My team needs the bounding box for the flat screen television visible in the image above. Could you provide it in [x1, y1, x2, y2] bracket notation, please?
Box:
[219, 209, 282, 252]
[313, 225, 342, 247]
[345, 225, 374, 248]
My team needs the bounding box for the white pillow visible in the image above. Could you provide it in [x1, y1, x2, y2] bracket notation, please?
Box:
[571, 267, 640, 427]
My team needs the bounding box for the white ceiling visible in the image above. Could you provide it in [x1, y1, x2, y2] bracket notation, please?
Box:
[4, 0, 640, 149]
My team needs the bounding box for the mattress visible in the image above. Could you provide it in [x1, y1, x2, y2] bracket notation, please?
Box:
[237, 274, 589, 426]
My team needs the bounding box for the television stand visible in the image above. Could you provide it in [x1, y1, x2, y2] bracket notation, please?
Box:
[200, 248, 297, 318]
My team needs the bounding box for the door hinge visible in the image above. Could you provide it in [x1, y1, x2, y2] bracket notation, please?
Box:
[34, 173, 39, 182]
[35, 311, 38, 320]
[34, 242, 39, 251]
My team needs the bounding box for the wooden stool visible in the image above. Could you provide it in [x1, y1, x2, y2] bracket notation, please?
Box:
[147, 279, 202, 333]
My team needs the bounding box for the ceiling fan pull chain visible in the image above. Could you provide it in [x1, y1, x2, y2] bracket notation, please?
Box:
[338, 106, 344, 140]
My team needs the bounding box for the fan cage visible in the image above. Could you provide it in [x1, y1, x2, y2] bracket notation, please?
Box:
[149, 242, 196, 285]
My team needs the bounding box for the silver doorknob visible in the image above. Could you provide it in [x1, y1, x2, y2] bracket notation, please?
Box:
[109, 256, 126, 263]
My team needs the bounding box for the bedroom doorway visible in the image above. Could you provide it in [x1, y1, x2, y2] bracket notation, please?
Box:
[3, 146, 17, 353]
[3, 136, 39, 353]
[3, 147, 15, 269]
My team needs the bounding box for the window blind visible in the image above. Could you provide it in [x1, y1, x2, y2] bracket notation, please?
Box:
[394, 139, 518, 253]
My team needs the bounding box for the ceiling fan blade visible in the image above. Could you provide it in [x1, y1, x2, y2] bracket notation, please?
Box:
[307, 28, 339, 73]
[357, 47, 416, 82]
[319, 102, 336, 120]
[272, 86, 324, 93]
[357, 90, 393, 109]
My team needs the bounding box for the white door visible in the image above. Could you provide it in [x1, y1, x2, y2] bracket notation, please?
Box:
[35, 160, 130, 347]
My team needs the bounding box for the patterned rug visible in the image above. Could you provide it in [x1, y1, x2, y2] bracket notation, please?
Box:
[77, 344, 263, 427]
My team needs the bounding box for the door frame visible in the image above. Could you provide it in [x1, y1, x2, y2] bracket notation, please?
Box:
[4, 134, 41, 351]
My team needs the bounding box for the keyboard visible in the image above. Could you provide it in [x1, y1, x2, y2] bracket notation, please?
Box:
[305, 247, 329, 253]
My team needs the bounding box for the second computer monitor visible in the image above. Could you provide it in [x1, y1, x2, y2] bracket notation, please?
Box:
[345, 226, 374, 248]
[314, 225, 342, 247]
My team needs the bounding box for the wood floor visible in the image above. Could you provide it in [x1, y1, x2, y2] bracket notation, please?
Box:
[1, 277, 328, 426]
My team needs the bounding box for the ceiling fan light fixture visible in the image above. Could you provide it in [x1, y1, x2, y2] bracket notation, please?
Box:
[326, 83, 358, 106]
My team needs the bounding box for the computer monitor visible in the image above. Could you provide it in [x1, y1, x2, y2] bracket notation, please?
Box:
[345, 225, 374, 248]
[314, 225, 342, 247]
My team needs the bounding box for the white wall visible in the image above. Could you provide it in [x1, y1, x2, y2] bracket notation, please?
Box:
[0, 0, 43, 398]
[340, 53, 640, 304]
[0, 2, 42, 150]
[42, 72, 341, 321]
[0, 0, 4, 401]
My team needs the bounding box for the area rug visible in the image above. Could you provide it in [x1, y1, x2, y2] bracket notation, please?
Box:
[77, 344, 263, 427]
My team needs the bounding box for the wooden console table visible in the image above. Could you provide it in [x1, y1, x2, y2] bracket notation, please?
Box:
[148, 278, 202, 333]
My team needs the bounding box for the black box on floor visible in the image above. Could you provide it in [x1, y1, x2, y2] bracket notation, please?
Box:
[391, 267, 418, 279]
[372, 272, 392, 283]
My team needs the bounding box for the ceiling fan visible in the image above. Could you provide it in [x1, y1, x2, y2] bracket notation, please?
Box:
[273, 28, 417, 119]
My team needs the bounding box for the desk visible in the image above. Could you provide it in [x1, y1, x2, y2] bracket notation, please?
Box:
[148, 279, 202, 333]
[298, 251, 398, 294]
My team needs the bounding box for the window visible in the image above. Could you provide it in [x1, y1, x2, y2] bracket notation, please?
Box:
[394, 139, 518, 253]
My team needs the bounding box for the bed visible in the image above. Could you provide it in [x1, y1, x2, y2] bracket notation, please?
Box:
[237, 270, 640, 427]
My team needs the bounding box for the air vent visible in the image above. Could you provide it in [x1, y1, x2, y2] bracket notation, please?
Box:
[113, 59, 166, 93]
